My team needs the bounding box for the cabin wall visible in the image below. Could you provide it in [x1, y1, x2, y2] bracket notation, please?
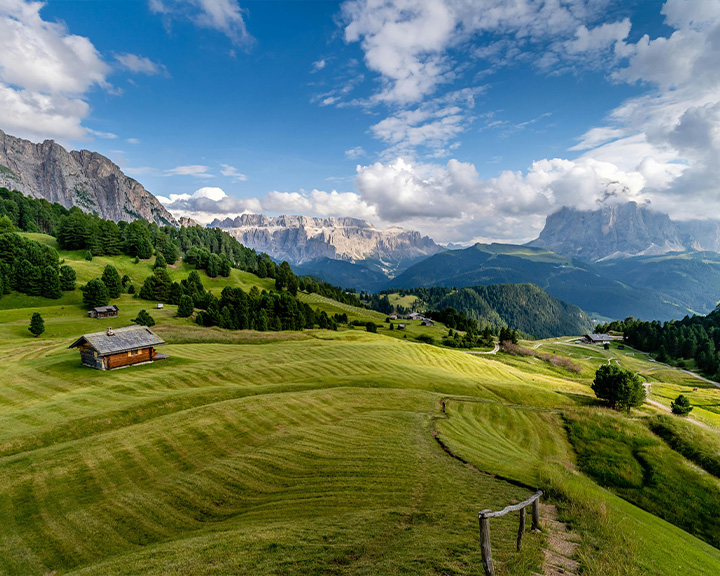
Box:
[105, 347, 153, 370]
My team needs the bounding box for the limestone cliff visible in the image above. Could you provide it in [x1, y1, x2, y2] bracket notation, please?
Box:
[0, 129, 175, 226]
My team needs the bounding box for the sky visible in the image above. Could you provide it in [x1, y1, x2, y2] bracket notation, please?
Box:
[1, 0, 719, 244]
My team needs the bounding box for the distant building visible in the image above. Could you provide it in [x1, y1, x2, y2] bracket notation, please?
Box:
[397, 324, 406, 330]
[407, 312, 422, 320]
[156, 303, 164, 309]
[88, 305, 119, 319]
[69, 326, 167, 370]
[422, 319, 435, 327]
[389, 314, 398, 320]
[583, 333, 612, 344]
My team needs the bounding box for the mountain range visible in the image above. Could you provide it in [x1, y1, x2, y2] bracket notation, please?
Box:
[3, 127, 720, 323]
[0, 129, 175, 226]
[210, 214, 443, 276]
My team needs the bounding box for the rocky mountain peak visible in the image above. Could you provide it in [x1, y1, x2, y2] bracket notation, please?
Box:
[211, 213, 443, 273]
[0, 129, 176, 226]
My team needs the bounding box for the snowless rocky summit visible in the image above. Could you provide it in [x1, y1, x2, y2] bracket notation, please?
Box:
[0, 129, 175, 226]
[529, 202, 720, 262]
[211, 214, 443, 271]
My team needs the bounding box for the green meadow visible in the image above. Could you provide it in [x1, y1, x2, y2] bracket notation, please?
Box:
[2, 240, 720, 575]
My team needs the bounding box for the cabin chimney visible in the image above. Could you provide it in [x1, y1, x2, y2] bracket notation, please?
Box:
[106, 327, 114, 336]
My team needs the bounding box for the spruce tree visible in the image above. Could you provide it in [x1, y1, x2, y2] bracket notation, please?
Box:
[59, 265, 76, 291]
[82, 278, 109, 308]
[132, 309, 155, 327]
[42, 266, 62, 299]
[671, 394, 693, 416]
[101, 265, 122, 299]
[29, 312, 44, 337]
[177, 295, 194, 318]
[154, 253, 167, 269]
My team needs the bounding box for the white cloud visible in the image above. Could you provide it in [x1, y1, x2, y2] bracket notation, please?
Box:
[87, 128, 117, 139]
[149, 0, 252, 46]
[220, 163, 248, 182]
[157, 186, 261, 223]
[0, 0, 111, 142]
[164, 164, 214, 178]
[114, 53, 168, 76]
[126, 137, 141, 144]
[311, 59, 326, 73]
[345, 146, 365, 159]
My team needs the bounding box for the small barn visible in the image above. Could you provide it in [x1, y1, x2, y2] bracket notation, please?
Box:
[69, 326, 167, 370]
[88, 305, 119, 319]
[422, 319, 435, 327]
[397, 324, 406, 330]
[407, 312, 422, 320]
[583, 333, 612, 345]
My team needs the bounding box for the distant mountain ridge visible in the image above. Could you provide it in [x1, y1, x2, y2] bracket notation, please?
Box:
[211, 213, 443, 274]
[0, 129, 175, 226]
[528, 202, 720, 262]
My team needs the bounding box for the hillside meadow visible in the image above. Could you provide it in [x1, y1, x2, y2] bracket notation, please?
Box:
[1, 240, 720, 575]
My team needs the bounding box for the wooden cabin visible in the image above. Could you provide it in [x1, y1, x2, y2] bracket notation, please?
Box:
[583, 333, 612, 345]
[88, 305, 119, 319]
[69, 326, 167, 370]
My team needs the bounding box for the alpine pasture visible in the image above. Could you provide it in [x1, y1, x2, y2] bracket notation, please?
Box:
[1, 236, 720, 575]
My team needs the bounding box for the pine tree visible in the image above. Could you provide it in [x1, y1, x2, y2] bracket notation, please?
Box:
[84, 250, 93, 261]
[29, 312, 44, 337]
[132, 309, 155, 327]
[59, 265, 76, 291]
[154, 253, 167, 269]
[82, 278, 109, 309]
[101, 265, 122, 299]
[177, 295, 194, 318]
[42, 266, 62, 299]
[671, 394, 693, 416]
[162, 242, 178, 265]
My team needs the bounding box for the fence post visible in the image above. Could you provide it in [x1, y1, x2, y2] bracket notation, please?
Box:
[479, 511, 495, 576]
[532, 495, 540, 530]
[516, 507, 526, 552]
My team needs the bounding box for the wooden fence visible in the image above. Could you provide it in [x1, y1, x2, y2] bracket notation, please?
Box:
[478, 490, 543, 576]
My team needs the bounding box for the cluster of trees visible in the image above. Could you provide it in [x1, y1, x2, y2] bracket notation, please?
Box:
[597, 309, 720, 381]
[0, 227, 76, 299]
[0, 188, 67, 234]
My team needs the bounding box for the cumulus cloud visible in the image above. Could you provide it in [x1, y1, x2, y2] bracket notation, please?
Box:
[0, 0, 111, 142]
[157, 186, 260, 223]
[149, 0, 252, 46]
[164, 164, 214, 178]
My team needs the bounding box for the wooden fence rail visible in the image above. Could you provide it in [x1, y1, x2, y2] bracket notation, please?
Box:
[478, 490, 542, 576]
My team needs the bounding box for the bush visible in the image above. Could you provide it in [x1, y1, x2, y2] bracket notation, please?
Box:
[366, 322, 377, 333]
[416, 334, 434, 344]
[670, 394, 693, 416]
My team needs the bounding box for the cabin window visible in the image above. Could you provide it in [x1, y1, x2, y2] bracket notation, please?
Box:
[128, 349, 142, 357]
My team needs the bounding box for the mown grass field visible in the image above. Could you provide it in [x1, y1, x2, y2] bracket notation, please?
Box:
[2, 242, 720, 575]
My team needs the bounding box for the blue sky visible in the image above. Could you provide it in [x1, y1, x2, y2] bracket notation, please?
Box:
[1, 0, 719, 243]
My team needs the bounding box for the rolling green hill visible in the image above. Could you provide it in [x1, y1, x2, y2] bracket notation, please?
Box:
[390, 243, 693, 320]
[2, 242, 720, 575]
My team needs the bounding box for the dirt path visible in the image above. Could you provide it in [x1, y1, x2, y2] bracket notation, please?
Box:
[465, 342, 500, 355]
[640, 380, 712, 430]
[535, 504, 581, 576]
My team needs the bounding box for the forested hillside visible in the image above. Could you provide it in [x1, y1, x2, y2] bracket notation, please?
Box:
[378, 284, 593, 339]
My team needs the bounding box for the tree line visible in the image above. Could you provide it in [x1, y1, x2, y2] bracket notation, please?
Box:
[597, 309, 720, 381]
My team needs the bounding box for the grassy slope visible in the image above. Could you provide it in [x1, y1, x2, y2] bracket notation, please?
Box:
[1, 237, 720, 575]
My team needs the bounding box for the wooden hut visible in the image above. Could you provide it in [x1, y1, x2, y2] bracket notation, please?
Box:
[88, 305, 119, 319]
[69, 326, 167, 370]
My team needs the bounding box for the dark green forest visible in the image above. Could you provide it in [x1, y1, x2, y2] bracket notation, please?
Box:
[597, 309, 720, 381]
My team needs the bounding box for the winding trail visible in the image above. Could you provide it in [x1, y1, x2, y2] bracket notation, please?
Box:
[464, 342, 500, 355]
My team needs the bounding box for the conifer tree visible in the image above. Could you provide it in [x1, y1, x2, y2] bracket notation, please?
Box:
[154, 253, 167, 269]
[132, 309, 155, 327]
[101, 265, 122, 299]
[42, 266, 62, 299]
[82, 278, 109, 308]
[59, 265, 76, 291]
[29, 312, 44, 337]
[177, 295, 194, 318]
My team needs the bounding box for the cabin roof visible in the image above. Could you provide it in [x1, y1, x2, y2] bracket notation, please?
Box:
[585, 333, 611, 342]
[91, 305, 119, 313]
[69, 326, 165, 355]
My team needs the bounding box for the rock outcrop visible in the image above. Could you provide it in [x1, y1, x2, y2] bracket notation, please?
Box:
[0, 129, 175, 226]
[529, 203, 688, 262]
[210, 214, 443, 273]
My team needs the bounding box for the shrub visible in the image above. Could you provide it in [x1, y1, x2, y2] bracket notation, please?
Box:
[670, 394, 693, 416]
